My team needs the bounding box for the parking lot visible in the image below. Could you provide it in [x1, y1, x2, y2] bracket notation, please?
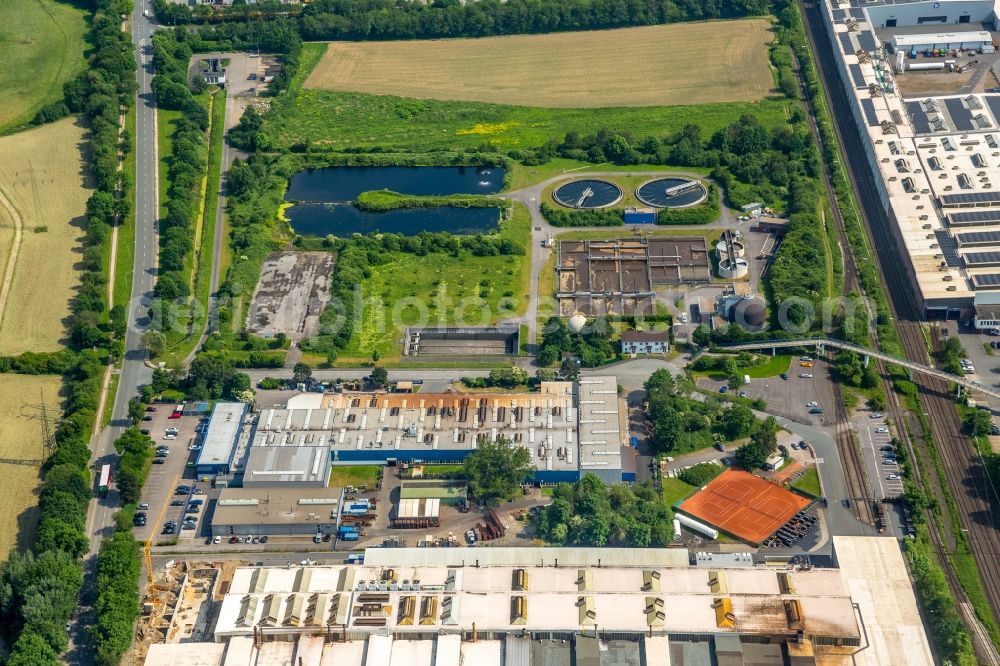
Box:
[132, 408, 209, 543]
[695, 356, 839, 426]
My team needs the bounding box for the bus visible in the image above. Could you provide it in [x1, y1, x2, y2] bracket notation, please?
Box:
[98, 464, 111, 497]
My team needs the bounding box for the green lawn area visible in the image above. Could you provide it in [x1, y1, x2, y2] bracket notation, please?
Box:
[328, 465, 381, 489]
[507, 159, 713, 191]
[791, 466, 821, 498]
[745, 355, 791, 378]
[113, 106, 138, 311]
[0, 0, 89, 133]
[265, 45, 791, 154]
[661, 478, 698, 509]
[339, 204, 531, 361]
[409, 464, 465, 478]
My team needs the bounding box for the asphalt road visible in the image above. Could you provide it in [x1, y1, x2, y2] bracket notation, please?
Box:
[68, 6, 159, 663]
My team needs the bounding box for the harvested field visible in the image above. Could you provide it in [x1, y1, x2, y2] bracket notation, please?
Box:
[304, 20, 774, 108]
[679, 469, 811, 545]
[247, 251, 335, 340]
[0, 375, 62, 558]
[0, 118, 89, 354]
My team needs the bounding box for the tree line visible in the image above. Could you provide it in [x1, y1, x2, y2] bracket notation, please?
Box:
[0, 0, 137, 661]
[156, 0, 771, 42]
[150, 29, 210, 328]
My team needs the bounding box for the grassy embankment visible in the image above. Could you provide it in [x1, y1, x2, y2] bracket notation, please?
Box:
[156, 91, 226, 367]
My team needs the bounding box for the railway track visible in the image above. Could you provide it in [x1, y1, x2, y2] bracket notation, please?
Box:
[791, 38, 874, 527]
[800, 0, 1000, 650]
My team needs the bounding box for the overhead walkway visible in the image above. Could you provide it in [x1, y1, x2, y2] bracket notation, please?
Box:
[715, 337, 1000, 400]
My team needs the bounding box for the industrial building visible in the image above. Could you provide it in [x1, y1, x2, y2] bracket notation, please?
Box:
[890, 30, 992, 52]
[210, 487, 341, 538]
[821, 0, 1000, 325]
[402, 325, 519, 357]
[141, 537, 933, 666]
[251, 376, 625, 483]
[196, 402, 250, 475]
[242, 445, 330, 488]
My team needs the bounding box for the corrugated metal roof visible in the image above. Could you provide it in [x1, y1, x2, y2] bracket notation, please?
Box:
[362, 547, 689, 568]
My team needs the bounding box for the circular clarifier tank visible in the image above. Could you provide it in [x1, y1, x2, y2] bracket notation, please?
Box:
[636, 177, 708, 208]
[552, 179, 623, 209]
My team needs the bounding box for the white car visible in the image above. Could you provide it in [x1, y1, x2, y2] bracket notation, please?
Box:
[213, 536, 221, 544]
[188, 443, 202, 451]
[870, 412, 883, 419]
[875, 426, 889, 434]
[886, 474, 901, 481]
[799, 373, 813, 379]
[679, 313, 688, 323]
[137, 503, 149, 510]
[163, 433, 177, 440]
[806, 401, 819, 408]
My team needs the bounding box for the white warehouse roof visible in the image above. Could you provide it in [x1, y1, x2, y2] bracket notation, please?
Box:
[892, 31, 991, 47]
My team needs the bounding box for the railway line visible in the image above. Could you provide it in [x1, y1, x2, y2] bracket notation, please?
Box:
[790, 44, 874, 528]
[801, 0, 1000, 652]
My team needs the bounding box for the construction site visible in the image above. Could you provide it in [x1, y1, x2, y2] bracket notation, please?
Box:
[556, 238, 711, 316]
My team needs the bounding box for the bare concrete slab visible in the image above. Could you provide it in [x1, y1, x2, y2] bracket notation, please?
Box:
[246, 251, 334, 340]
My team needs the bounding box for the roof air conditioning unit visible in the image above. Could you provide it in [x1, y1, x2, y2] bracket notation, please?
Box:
[947, 285, 958, 291]
[944, 275, 954, 281]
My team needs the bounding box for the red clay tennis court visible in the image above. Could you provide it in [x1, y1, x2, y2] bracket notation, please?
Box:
[679, 469, 811, 544]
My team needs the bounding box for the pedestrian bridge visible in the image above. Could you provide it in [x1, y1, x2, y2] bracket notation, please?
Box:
[715, 337, 1000, 401]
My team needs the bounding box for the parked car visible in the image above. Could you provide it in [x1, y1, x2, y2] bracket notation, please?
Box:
[809, 408, 824, 414]
[738, 390, 748, 398]
[870, 412, 884, 419]
[879, 445, 894, 452]
[800, 361, 814, 368]
[799, 373, 813, 379]
[140, 429, 151, 435]
[170, 499, 183, 506]
[229, 536, 239, 544]
[780, 373, 789, 380]
[141, 415, 152, 422]
[174, 486, 190, 495]
[260, 535, 268, 544]
[882, 460, 896, 465]
[181, 523, 196, 530]
[886, 474, 901, 481]
[213, 536, 221, 544]
[806, 401, 818, 408]
[713, 442, 725, 452]
[138, 503, 149, 510]
[163, 433, 177, 440]
[875, 426, 889, 433]
[719, 386, 728, 394]
[152, 458, 165, 465]
[145, 406, 157, 412]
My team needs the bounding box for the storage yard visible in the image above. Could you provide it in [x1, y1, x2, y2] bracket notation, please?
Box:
[303, 21, 774, 108]
[247, 251, 335, 341]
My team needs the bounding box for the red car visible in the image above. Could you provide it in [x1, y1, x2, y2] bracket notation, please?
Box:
[169, 411, 182, 419]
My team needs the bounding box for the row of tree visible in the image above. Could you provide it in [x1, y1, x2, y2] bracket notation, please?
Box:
[92, 518, 142, 665]
[157, 0, 771, 42]
[535, 475, 674, 547]
[0, 0, 138, 660]
[150, 29, 210, 327]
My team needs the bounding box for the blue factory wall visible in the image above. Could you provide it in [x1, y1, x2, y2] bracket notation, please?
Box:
[330, 450, 619, 483]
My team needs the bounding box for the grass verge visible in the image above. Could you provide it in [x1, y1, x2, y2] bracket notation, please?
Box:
[790, 466, 821, 497]
[328, 465, 381, 489]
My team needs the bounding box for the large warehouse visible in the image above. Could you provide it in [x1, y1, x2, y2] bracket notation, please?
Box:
[822, 0, 1000, 325]
[141, 537, 933, 666]
[252, 376, 626, 484]
[195, 402, 250, 474]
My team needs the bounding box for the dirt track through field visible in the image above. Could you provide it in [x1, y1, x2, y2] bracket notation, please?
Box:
[305, 20, 774, 108]
[0, 187, 23, 330]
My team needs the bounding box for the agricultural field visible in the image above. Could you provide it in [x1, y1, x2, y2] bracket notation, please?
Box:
[0, 0, 89, 132]
[305, 21, 774, 109]
[0, 375, 62, 558]
[339, 205, 531, 362]
[0, 118, 90, 354]
[265, 42, 789, 152]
